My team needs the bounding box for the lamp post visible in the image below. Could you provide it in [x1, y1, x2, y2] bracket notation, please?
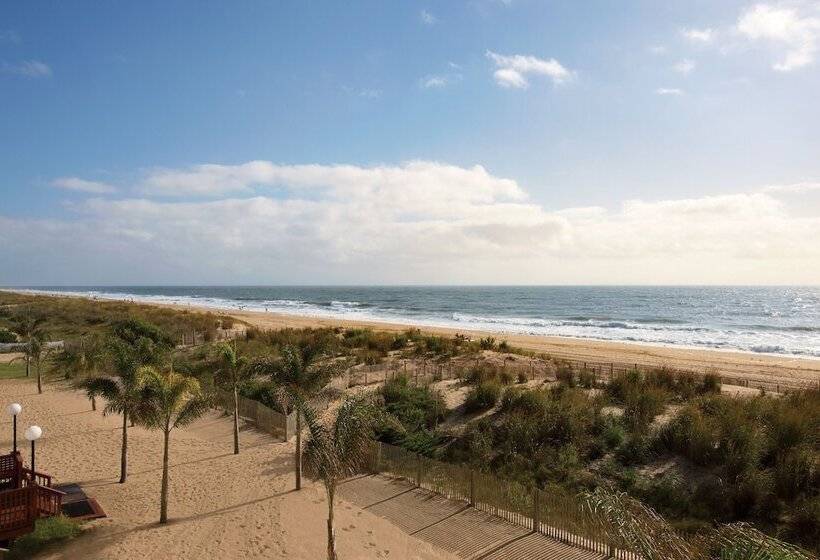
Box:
[24, 425, 42, 481]
[6, 403, 22, 454]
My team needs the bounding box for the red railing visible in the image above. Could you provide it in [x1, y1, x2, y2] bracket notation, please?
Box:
[0, 452, 64, 540]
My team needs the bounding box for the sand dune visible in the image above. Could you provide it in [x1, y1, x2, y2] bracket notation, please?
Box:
[0, 378, 453, 560]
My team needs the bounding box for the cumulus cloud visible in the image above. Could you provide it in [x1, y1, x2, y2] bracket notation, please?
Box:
[2, 60, 51, 77]
[485, 51, 573, 88]
[681, 28, 715, 43]
[52, 177, 117, 194]
[3, 161, 820, 284]
[655, 87, 685, 95]
[737, 3, 820, 71]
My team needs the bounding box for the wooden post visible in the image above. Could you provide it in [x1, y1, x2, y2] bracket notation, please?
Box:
[469, 470, 475, 506]
[532, 487, 540, 533]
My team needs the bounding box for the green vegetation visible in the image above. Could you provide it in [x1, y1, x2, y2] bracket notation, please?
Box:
[0, 361, 26, 379]
[7, 516, 81, 560]
[377, 375, 445, 456]
[0, 291, 237, 341]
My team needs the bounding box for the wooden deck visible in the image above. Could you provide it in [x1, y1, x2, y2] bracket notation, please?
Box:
[339, 474, 607, 560]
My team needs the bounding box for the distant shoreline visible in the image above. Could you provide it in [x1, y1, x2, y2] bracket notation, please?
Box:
[4, 288, 820, 387]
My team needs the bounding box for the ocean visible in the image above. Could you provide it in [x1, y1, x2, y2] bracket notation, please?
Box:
[13, 286, 820, 358]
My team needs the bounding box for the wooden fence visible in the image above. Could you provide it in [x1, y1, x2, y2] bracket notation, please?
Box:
[213, 388, 296, 442]
[367, 441, 641, 559]
[344, 354, 818, 395]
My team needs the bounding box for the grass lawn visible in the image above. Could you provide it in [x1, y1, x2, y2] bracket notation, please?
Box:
[0, 361, 27, 379]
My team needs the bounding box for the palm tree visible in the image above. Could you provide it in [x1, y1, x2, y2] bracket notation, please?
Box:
[83, 319, 173, 483]
[212, 342, 253, 454]
[302, 397, 381, 560]
[249, 343, 339, 490]
[12, 311, 46, 378]
[52, 336, 105, 410]
[138, 367, 210, 524]
[582, 488, 816, 560]
[29, 332, 50, 394]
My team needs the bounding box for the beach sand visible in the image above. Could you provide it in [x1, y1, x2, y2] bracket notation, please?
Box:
[0, 378, 454, 560]
[176, 305, 820, 389]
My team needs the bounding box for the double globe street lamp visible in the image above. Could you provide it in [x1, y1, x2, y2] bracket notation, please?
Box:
[6, 403, 44, 482]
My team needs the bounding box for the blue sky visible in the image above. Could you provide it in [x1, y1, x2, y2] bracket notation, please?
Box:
[1, 1, 820, 285]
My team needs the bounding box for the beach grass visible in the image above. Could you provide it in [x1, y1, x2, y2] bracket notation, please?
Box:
[0, 361, 26, 379]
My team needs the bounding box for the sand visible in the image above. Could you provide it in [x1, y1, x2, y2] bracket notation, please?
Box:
[0, 378, 454, 560]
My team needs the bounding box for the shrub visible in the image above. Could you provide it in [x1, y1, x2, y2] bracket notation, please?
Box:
[465, 362, 500, 385]
[556, 364, 576, 387]
[517, 371, 528, 384]
[499, 370, 514, 385]
[602, 421, 626, 449]
[465, 381, 502, 413]
[578, 369, 596, 388]
[479, 336, 497, 351]
[0, 327, 16, 343]
[380, 375, 446, 432]
[8, 516, 80, 559]
[623, 387, 666, 433]
[498, 340, 510, 352]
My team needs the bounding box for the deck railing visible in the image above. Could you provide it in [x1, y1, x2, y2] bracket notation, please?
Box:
[367, 441, 642, 560]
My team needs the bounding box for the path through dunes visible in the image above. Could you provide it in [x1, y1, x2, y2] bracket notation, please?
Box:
[0, 379, 453, 560]
[340, 475, 607, 560]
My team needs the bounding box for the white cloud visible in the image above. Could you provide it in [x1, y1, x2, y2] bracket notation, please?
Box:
[2, 60, 51, 77]
[737, 3, 820, 71]
[681, 28, 715, 42]
[52, 177, 117, 194]
[4, 161, 820, 284]
[359, 88, 381, 98]
[655, 87, 685, 95]
[762, 181, 820, 194]
[674, 58, 696, 74]
[486, 50, 573, 88]
[420, 9, 437, 25]
[648, 45, 668, 55]
[420, 73, 461, 89]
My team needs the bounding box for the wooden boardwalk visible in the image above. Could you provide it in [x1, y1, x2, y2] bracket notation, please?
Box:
[339, 474, 607, 560]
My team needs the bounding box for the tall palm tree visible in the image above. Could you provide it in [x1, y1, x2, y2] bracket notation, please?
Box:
[12, 311, 46, 378]
[138, 367, 210, 524]
[212, 342, 253, 454]
[302, 397, 381, 560]
[84, 319, 173, 483]
[249, 343, 339, 490]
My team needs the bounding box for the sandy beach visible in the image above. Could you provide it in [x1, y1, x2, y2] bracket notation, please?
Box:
[163, 303, 820, 389]
[0, 378, 453, 560]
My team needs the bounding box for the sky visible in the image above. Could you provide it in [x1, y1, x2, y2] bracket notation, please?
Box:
[1, 0, 820, 285]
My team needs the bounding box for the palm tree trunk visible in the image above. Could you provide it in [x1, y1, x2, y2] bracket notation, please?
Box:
[233, 386, 240, 455]
[119, 411, 128, 483]
[36, 359, 42, 394]
[295, 411, 302, 490]
[160, 426, 170, 523]
[91, 396, 97, 411]
[25, 354, 30, 377]
[327, 485, 337, 560]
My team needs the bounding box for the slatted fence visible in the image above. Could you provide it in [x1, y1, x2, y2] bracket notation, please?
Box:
[367, 441, 641, 560]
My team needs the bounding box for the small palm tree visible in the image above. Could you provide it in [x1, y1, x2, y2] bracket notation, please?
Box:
[302, 397, 381, 560]
[213, 342, 253, 454]
[53, 336, 105, 410]
[249, 344, 339, 490]
[12, 311, 46, 379]
[138, 367, 210, 524]
[29, 333, 50, 394]
[83, 371, 149, 483]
